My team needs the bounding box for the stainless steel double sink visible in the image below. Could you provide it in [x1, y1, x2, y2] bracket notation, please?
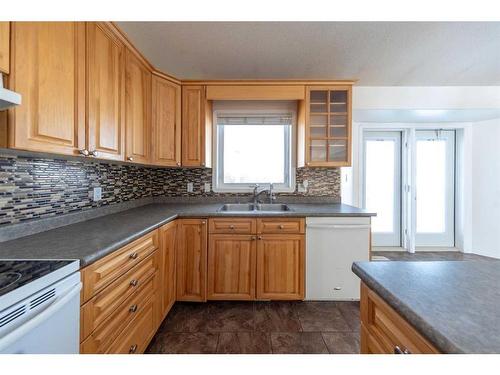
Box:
[217, 203, 293, 212]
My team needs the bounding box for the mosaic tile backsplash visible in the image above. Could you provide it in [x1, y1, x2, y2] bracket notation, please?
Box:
[0, 152, 340, 226]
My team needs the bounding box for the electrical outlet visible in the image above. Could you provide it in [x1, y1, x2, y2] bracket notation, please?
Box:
[92, 187, 102, 202]
[204, 182, 211, 192]
[187, 182, 194, 193]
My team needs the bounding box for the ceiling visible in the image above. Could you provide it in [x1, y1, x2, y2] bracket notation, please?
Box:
[117, 22, 500, 85]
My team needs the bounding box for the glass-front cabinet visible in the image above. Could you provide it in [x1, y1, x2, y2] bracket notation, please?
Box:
[305, 86, 351, 167]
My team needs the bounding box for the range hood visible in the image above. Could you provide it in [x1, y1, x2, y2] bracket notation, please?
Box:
[0, 74, 21, 110]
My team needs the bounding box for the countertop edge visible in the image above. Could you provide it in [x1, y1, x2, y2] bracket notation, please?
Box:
[351, 262, 464, 354]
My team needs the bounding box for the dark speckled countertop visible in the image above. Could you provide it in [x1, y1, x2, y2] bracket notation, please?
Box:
[0, 202, 373, 267]
[352, 261, 500, 354]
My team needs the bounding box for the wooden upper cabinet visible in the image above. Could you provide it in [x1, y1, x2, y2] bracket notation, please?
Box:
[152, 74, 181, 166]
[86, 22, 125, 161]
[256, 234, 305, 300]
[176, 219, 207, 302]
[0, 22, 9, 74]
[208, 234, 257, 300]
[159, 221, 177, 320]
[181, 85, 206, 167]
[125, 49, 151, 164]
[8, 22, 86, 156]
[303, 85, 352, 167]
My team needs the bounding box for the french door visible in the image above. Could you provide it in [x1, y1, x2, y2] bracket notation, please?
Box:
[362, 132, 402, 246]
[415, 130, 455, 247]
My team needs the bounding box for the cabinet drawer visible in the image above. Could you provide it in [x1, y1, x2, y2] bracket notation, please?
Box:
[209, 218, 256, 234]
[81, 231, 158, 302]
[80, 275, 155, 353]
[106, 296, 156, 354]
[81, 252, 158, 340]
[360, 283, 439, 354]
[257, 218, 305, 234]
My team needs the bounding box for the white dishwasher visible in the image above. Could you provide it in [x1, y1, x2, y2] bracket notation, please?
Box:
[306, 217, 371, 301]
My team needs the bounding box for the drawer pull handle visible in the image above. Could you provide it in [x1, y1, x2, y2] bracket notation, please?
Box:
[129, 252, 138, 259]
[129, 344, 138, 354]
[333, 287, 342, 291]
[129, 304, 138, 313]
[279, 225, 284, 229]
[394, 346, 411, 354]
[230, 225, 235, 229]
[130, 279, 139, 287]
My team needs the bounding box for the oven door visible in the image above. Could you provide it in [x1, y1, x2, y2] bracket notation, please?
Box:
[0, 272, 81, 354]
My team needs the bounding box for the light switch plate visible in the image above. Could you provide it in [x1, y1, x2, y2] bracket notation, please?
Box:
[187, 182, 194, 193]
[204, 183, 211, 192]
[92, 187, 102, 202]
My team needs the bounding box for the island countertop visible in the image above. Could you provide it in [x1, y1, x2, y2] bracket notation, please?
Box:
[352, 260, 500, 354]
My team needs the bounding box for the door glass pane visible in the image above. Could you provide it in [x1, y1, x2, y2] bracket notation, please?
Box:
[328, 140, 347, 161]
[416, 140, 447, 233]
[310, 140, 327, 161]
[365, 140, 396, 233]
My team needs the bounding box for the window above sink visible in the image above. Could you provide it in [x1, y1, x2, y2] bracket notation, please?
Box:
[212, 101, 297, 193]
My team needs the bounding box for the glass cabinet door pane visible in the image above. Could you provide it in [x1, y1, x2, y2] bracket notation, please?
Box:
[310, 90, 328, 103]
[329, 90, 348, 113]
[310, 140, 327, 161]
[330, 114, 347, 125]
[329, 126, 347, 137]
[328, 140, 347, 162]
[310, 115, 327, 137]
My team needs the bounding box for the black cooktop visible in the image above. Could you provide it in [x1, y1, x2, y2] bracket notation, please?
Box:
[0, 260, 74, 297]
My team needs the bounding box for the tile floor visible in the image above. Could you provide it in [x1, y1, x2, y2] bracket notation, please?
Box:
[146, 301, 360, 354]
[147, 250, 497, 354]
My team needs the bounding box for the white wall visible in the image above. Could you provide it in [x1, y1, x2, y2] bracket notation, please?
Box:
[470, 118, 500, 258]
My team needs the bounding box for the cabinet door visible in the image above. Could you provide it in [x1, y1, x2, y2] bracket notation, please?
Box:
[181, 85, 205, 167]
[9, 22, 85, 156]
[152, 75, 181, 166]
[86, 22, 125, 161]
[256, 235, 305, 300]
[207, 234, 257, 300]
[125, 49, 151, 164]
[0, 22, 9, 74]
[176, 219, 207, 301]
[159, 221, 177, 320]
[305, 85, 352, 167]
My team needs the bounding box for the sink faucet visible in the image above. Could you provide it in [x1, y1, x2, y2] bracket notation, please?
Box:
[252, 184, 275, 205]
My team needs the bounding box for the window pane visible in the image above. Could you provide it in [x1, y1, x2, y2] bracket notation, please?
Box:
[222, 125, 287, 184]
[416, 140, 447, 233]
[365, 140, 396, 233]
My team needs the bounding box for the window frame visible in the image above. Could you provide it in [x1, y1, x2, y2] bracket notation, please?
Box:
[212, 106, 296, 193]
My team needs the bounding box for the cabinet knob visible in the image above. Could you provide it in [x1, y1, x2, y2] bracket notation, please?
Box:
[127, 156, 134, 161]
[130, 279, 139, 287]
[251, 236, 256, 241]
[129, 252, 138, 260]
[129, 344, 138, 354]
[79, 149, 89, 157]
[258, 236, 262, 240]
[129, 304, 138, 313]
[201, 221, 206, 224]
[279, 225, 284, 229]
[394, 346, 411, 354]
[176, 162, 181, 166]
[230, 225, 235, 229]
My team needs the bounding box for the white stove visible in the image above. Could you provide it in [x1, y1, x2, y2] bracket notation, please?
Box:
[0, 259, 81, 354]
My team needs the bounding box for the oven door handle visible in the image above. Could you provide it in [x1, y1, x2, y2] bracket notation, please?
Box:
[0, 282, 82, 352]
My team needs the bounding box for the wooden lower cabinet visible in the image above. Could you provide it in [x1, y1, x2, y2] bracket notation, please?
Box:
[158, 221, 177, 320]
[207, 234, 257, 300]
[256, 234, 305, 300]
[176, 219, 208, 302]
[360, 282, 439, 354]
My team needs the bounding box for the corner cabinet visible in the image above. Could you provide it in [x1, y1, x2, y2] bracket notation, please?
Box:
[86, 22, 126, 161]
[8, 22, 86, 156]
[125, 49, 151, 164]
[304, 85, 352, 167]
[151, 74, 182, 167]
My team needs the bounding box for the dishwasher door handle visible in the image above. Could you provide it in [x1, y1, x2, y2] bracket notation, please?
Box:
[307, 224, 371, 230]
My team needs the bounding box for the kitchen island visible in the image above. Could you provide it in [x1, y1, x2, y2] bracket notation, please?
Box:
[352, 260, 500, 354]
